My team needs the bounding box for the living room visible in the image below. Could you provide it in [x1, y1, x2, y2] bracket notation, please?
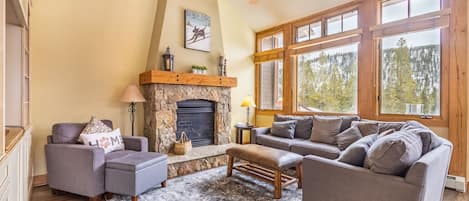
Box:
[0, 0, 467, 200]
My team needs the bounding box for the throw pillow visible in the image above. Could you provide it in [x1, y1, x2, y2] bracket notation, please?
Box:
[378, 122, 404, 133]
[401, 120, 442, 154]
[310, 116, 343, 145]
[271, 120, 297, 139]
[80, 129, 125, 154]
[378, 129, 396, 138]
[274, 114, 313, 139]
[338, 134, 378, 167]
[365, 130, 423, 176]
[80, 116, 112, 133]
[351, 121, 379, 136]
[339, 116, 361, 132]
[336, 126, 363, 150]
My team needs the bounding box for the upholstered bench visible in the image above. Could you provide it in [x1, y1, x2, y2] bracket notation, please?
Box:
[105, 152, 168, 201]
[226, 144, 303, 199]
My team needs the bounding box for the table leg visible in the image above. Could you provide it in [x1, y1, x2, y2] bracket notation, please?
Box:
[297, 162, 302, 189]
[227, 155, 234, 177]
[274, 170, 282, 199]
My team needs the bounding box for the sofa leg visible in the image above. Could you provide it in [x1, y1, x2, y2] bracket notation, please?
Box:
[104, 192, 113, 199]
[161, 180, 167, 187]
[227, 155, 234, 177]
[89, 195, 102, 201]
[131, 195, 138, 201]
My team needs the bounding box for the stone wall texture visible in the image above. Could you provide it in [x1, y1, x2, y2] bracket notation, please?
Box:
[142, 84, 232, 153]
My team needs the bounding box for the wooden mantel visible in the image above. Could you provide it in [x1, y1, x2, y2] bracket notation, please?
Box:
[139, 70, 237, 87]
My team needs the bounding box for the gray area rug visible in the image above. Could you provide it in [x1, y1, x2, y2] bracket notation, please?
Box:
[109, 166, 302, 201]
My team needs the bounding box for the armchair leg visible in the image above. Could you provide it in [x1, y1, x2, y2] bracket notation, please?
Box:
[161, 180, 167, 187]
[132, 195, 138, 201]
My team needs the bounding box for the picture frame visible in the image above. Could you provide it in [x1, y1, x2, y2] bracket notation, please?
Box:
[184, 9, 211, 52]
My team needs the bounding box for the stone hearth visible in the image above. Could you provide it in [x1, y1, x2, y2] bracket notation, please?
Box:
[142, 83, 232, 153]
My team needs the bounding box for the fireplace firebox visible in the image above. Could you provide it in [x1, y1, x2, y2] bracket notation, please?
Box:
[176, 100, 215, 147]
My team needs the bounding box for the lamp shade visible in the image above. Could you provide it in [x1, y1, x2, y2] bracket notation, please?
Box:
[120, 84, 146, 103]
[240, 95, 256, 107]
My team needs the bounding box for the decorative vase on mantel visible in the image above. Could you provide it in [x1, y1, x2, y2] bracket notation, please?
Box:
[162, 46, 174, 72]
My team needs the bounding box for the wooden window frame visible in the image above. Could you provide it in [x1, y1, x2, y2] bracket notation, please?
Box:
[255, 0, 466, 179]
[380, 0, 443, 24]
[372, 2, 450, 127]
[255, 0, 456, 126]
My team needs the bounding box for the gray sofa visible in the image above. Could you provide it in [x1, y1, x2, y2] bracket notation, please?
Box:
[251, 115, 360, 159]
[45, 120, 149, 200]
[251, 114, 452, 201]
[303, 137, 452, 201]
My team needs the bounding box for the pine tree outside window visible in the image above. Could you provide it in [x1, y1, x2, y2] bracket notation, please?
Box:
[380, 29, 441, 116]
[297, 43, 358, 113]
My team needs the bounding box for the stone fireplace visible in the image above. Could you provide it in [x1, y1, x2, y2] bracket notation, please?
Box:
[141, 71, 235, 153]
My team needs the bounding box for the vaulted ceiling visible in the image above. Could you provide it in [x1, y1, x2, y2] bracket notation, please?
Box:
[229, 0, 353, 31]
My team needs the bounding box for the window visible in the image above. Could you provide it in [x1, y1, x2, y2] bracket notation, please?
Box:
[380, 29, 441, 115]
[297, 43, 358, 113]
[259, 60, 283, 110]
[326, 10, 358, 35]
[261, 33, 283, 51]
[382, 0, 441, 23]
[296, 22, 321, 43]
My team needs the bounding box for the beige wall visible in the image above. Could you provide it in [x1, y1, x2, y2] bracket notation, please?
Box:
[30, 0, 158, 175]
[217, 0, 256, 138]
[147, 0, 224, 75]
[31, 0, 256, 176]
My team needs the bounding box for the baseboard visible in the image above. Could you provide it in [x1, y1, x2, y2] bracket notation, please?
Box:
[32, 174, 48, 187]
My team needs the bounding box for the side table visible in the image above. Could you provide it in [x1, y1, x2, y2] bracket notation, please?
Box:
[234, 124, 254, 144]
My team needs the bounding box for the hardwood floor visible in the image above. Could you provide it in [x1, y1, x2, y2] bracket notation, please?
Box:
[31, 185, 469, 201]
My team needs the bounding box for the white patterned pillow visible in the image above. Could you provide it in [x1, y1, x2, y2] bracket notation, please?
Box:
[80, 129, 125, 154]
[79, 116, 112, 143]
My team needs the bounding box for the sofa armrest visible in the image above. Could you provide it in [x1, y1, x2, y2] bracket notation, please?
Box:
[123, 136, 148, 152]
[303, 155, 421, 201]
[250, 127, 271, 144]
[45, 144, 105, 197]
[404, 142, 452, 201]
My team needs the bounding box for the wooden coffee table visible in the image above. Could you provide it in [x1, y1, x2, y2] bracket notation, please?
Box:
[226, 144, 303, 199]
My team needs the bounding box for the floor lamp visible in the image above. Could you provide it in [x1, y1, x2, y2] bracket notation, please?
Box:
[120, 84, 146, 136]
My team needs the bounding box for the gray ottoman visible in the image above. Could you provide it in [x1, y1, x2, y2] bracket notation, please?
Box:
[105, 152, 168, 201]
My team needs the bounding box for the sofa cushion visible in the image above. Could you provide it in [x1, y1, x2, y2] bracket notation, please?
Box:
[338, 134, 377, 167]
[336, 126, 362, 150]
[401, 120, 443, 154]
[106, 152, 167, 171]
[256, 134, 304, 151]
[271, 120, 297, 139]
[366, 130, 423, 176]
[274, 114, 313, 139]
[310, 116, 343, 145]
[290, 141, 341, 159]
[339, 116, 361, 132]
[51, 120, 113, 144]
[378, 122, 404, 133]
[105, 150, 137, 161]
[351, 121, 379, 136]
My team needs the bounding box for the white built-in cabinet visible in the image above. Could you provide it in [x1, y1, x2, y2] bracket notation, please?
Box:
[0, 0, 33, 200]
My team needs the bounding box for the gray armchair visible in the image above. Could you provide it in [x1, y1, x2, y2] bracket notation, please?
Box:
[302, 138, 452, 201]
[45, 120, 148, 201]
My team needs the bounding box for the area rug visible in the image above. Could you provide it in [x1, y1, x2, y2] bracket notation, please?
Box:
[109, 166, 302, 201]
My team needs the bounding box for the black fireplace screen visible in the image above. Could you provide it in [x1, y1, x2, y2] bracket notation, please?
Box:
[176, 100, 215, 147]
